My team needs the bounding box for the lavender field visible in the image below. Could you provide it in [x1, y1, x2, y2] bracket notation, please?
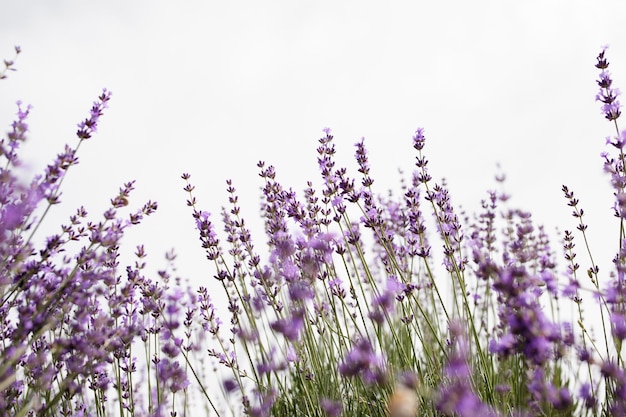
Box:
[3, 41, 626, 416]
[5, 3, 626, 417]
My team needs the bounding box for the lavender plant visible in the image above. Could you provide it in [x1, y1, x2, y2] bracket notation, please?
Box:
[0, 47, 169, 417]
[2, 44, 626, 417]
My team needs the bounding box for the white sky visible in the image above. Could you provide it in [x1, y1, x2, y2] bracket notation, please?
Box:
[1, 1, 626, 288]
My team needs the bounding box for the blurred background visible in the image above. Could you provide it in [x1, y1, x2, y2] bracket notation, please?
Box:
[1, 0, 625, 289]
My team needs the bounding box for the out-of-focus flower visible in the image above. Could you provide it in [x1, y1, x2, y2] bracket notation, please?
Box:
[387, 372, 419, 417]
[338, 338, 386, 385]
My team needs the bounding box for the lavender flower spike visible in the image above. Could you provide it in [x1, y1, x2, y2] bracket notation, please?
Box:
[595, 46, 621, 122]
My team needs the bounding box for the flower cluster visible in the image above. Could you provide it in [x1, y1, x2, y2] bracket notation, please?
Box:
[4, 45, 626, 417]
[0, 49, 197, 417]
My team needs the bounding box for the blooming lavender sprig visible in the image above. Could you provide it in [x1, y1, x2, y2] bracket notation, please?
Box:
[425, 182, 467, 274]
[591, 48, 626, 380]
[596, 46, 621, 123]
[354, 138, 383, 232]
[76, 89, 111, 140]
[338, 337, 386, 384]
[0, 46, 20, 80]
[1, 100, 31, 167]
[437, 322, 499, 417]
[403, 181, 430, 260]
[596, 47, 626, 257]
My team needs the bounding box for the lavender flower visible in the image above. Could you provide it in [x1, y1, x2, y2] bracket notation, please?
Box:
[369, 276, 403, 324]
[338, 338, 386, 385]
[0, 45, 21, 80]
[76, 89, 111, 139]
[270, 308, 304, 342]
[320, 397, 342, 417]
[425, 183, 467, 272]
[596, 46, 621, 122]
[156, 358, 189, 393]
[437, 324, 498, 417]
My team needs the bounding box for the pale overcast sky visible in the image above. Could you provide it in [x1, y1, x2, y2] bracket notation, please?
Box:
[1, 1, 626, 284]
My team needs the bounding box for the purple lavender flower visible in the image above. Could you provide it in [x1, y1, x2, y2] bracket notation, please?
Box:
[412, 128, 432, 184]
[248, 388, 277, 417]
[223, 378, 238, 393]
[256, 347, 287, 376]
[0, 45, 21, 80]
[611, 312, 626, 340]
[527, 368, 573, 412]
[317, 128, 340, 199]
[76, 89, 111, 139]
[437, 324, 498, 417]
[338, 338, 386, 385]
[426, 183, 466, 272]
[489, 267, 563, 367]
[320, 397, 342, 416]
[404, 186, 430, 258]
[369, 276, 403, 324]
[156, 358, 189, 393]
[437, 384, 499, 417]
[595, 46, 621, 122]
[270, 308, 304, 342]
[578, 382, 598, 411]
